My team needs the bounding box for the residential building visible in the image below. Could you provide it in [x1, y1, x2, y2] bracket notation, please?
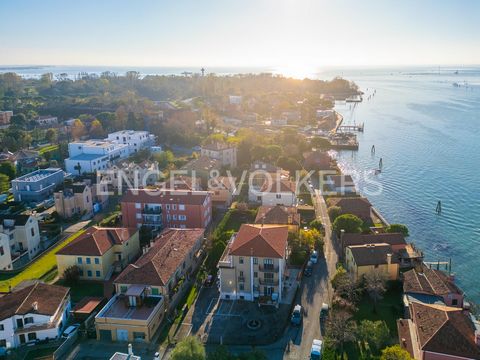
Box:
[65, 140, 129, 175]
[345, 243, 400, 281]
[397, 302, 480, 360]
[219, 224, 289, 303]
[121, 189, 212, 231]
[340, 232, 423, 268]
[106, 130, 155, 155]
[34, 116, 58, 127]
[0, 214, 41, 269]
[101, 160, 159, 190]
[95, 228, 204, 342]
[208, 176, 236, 207]
[14, 150, 40, 174]
[162, 175, 202, 191]
[324, 174, 356, 195]
[200, 142, 237, 168]
[255, 205, 300, 233]
[110, 344, 141, 360]
[56, 226, 140, 281]
[248, 162, 289, 202]
[11, 168, 65, 203]
[402, 264, 464, 308]
[54, 182, 93, 219]
[0, 282, 70, 349]
[0, 111, 13, 126]
[326, 197, 373, 223]
[255, 178, 297, 206]
[181, 156, 222, 186]
[0, 233, 12, 270]
[316, 109, 335, 119]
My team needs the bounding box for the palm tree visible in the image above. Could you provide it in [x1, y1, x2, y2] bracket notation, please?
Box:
[74, 162, 82, 176]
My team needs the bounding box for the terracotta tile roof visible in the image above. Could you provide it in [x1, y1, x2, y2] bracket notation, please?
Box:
[115, 228, 204, 287]
[409, 302, 480, 359]
[250, 161, 282, 173]
[255, 205, 300, 226]
[302, 151, 332, 170]
[163, 176, 202, 191]
[122, 188, 210, 205]
[0, 282, 69, 321]
[260, 179, 296, 193]
[327, 197, 372, 220]
[397, 319, 416, 358]
[56, 226, 137, 256]
[230, 224, 288, 258]
[403, 264, 463, 297]
[342, 233, 406, 249]
[208, 176, 236, 191]
[347, 243, 399, 266]
[326, 175, 355, 188]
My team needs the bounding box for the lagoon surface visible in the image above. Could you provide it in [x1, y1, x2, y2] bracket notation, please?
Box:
[322, 67, 480, 302]
[4, 65, 480, 301]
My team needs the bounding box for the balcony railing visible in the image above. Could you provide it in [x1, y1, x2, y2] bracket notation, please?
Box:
[258, 265, 279, 272]
[142, 207, 162, 214]
[259, 278, 279, 286]
[238, 276, 245, 282]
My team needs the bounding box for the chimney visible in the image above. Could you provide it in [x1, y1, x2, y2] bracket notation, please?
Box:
[128, 343, 133, 356]
[32, 301, 38, 312]
[387, 253, 392, 266]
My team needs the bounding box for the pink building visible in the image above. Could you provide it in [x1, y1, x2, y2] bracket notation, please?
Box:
[121, 189, 212, 231]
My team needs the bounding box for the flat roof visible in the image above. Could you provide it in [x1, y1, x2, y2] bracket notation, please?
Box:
[14, 168, 63, 182]
[66, 153, 106, 161]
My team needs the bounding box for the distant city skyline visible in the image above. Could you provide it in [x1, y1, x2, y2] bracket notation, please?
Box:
[1, 0, 480, 73]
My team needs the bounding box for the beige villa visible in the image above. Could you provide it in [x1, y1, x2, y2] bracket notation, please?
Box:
[218, 224, 289, 303]
[345, 243, 400, 281]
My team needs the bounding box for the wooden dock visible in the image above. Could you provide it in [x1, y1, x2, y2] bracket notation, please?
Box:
[337, 123, 364, 133]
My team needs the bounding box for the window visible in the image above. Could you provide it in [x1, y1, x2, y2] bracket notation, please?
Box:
[94, 258, 100, 264]
[0, 339, 6, 347]
[133, 332, 146, 340]
[120, 285, 128, 293]
[77, 257, 82, 264]
[239, 271, 244, 277]
[276, 194, 281, 199]
[239, 283, 244, 291]
[264, 259, 273, 265]
[135, 203, 141, 209]
[179, 204, 185, 211]
[0, 246, 3, 256]
[166, 204, 170, 210]
[0, 324, 4, 331]
[31, 228, 35, 237]
[239, 257, 244, 264]
[96, 271, 101, 277]
[452, 299, 458, 306]
[24, 317, 34, 325]
[79, 270, 84, 276]
[179, 215, 187, 221]
[264, 272, 274, 279]
[254, 272, 258, 278]
[172, 204, 177, 210]
[86, 257, 91, 264]
[253, 257, 258, 264]
[136, 213, 142, 220]
[87, 270, 92, 277]
[152, 288, 159, 295]
[27, 333, 37, 341]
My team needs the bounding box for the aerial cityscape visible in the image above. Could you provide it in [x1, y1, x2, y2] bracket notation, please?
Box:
[0, 1, 479, 359]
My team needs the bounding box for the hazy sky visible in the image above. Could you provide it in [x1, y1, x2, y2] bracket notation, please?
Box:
[1, 0, 479, 68]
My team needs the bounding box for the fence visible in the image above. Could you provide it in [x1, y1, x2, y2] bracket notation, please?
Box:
[53, 332, 78, 360]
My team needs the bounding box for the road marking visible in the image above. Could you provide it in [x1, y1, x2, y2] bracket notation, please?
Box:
[205, 297, 219, 315]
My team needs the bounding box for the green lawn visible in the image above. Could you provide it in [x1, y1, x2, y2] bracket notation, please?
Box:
[38, 144, 59, 155]
[0, 230, 86, 292]
[55, 279, 104, 303]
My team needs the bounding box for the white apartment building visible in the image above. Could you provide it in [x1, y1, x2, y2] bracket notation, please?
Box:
[106, 130, 155, 155]
[0, 282, 70, 349]
[65, 140, 129, 175]
[0, 215, 41, 270]
[200, 142, 237, 168]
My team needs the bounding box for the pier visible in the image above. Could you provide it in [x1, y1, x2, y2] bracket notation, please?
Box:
[337, 123, 364, 133]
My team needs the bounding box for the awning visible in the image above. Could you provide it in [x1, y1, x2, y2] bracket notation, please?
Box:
[126, 284, 145, 297]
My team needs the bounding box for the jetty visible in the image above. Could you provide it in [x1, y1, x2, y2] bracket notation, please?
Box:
[337, 123, 364, 133]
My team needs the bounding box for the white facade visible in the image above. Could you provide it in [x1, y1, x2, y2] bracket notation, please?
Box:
[106, 130, 155, 155]
[200, 144, 237, 168]
[35, 116, 58, 126]
[0, 233, 12, 270]
[65, 140, 129, 174]
[0, 297, 70, 349]
[260, 191, 297, 207]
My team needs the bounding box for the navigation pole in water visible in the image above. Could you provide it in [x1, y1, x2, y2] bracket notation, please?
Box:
[436, 200, 442, 214]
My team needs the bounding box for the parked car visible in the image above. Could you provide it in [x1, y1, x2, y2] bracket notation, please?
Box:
[291, 304, 303, 325]
[61, 324, 80, 339]
[310, 339, 323, 359]
[304, 261, 313, 277]
[310, 250, 318, 264]
[320, 303, 329, 321]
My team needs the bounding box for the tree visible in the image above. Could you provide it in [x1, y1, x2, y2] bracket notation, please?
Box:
[332, 214, 363, 236]
[71, 119, 86, 140]
[0, 174, 9, 193]
[171, 336, 206, 360]
[386, 224, 409, 237]
[380, 345, 413, 360]
[300, 228, 323, 251]
[10, 113, 27, 129]
[331, 266, 359, 303]
[358, 320, 390, 351]
[327, 206, 342, 222]
[63, 265, 80, 285]
[153, 150, 175, 169]
[311, 136, 331, 149]
[309, 219, 324, 232]
[364, 270, 387, 313]
[45, 128, 58, 144]
[74, 162, 82, 175]
[89, 119, 105, 138]
[325, 310, 357, 354]
[0, 162, 16, 180]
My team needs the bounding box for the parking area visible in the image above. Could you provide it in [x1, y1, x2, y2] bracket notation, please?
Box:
[178, 286, 293, 346]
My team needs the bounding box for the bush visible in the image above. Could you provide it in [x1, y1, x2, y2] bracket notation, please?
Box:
[63, 265, 80, 285]
[332, 214, 363, 236]
[386, 224, 409, 237]
[327, 206, 342, 222]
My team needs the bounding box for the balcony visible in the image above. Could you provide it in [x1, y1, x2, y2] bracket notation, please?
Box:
[259, 278, 279, 286]
[258, 265, 279, 272]
[142, 207, 162, 215]
[238, 276, 245, 282]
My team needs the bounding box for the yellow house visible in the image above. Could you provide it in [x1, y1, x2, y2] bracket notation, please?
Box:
[56, 226, 140, 281]
[345, 243, 399, 281]
[254, 205, 300, 233]
[208, 176, 236, 207]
